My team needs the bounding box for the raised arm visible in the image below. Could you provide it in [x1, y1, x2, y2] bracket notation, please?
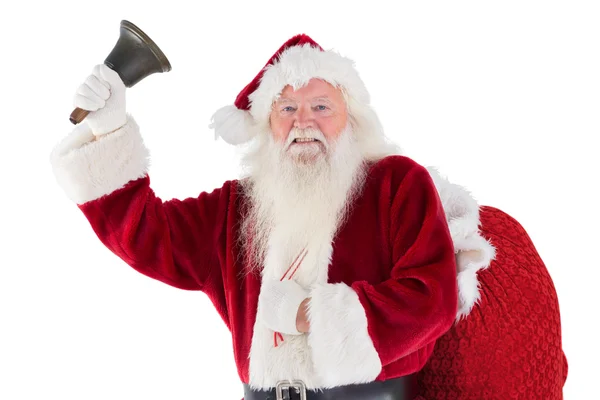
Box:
[50, 64, 230, 291]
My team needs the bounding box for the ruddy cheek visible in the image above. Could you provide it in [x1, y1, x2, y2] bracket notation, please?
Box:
[271, 118, 292, 142]
[318, 121, 340, 141]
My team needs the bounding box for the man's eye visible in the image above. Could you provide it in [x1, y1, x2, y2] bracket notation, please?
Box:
[282, 106, 295, 112]
[315, 105, 328, 111]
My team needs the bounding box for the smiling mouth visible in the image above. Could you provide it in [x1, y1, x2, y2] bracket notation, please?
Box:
[293, 138, 318, 143]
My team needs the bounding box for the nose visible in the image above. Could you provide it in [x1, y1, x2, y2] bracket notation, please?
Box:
[294, 106, 315, 130]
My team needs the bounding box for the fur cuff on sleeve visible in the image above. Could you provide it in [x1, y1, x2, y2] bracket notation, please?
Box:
[306, 283, 382, 388]
[50, 115, 149, 204]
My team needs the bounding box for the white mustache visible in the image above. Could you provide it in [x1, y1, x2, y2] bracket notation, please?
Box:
[285, 127, 328, 148]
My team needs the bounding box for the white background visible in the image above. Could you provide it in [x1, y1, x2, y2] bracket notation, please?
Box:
[0, 1, 597, 399]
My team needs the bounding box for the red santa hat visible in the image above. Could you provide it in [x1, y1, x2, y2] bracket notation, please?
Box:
[209, 34, 374, 145]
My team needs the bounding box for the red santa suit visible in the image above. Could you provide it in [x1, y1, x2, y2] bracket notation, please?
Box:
[51, 34, 567, 398]
[51, 113, 458, 389]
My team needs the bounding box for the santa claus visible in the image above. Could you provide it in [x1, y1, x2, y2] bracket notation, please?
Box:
[50, 35, 567, 399]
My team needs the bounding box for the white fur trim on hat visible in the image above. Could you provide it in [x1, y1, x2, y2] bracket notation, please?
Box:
[249, 44, 370, 126]
[209, 105, 256, 145]
[211, 43, 371, 145]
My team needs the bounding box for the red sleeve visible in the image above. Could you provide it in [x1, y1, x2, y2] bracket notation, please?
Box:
[354, 163, 458, 363]
[78, 175, 231, 291]
[306, 161, 457, 387]
[49, 116, 232, 292]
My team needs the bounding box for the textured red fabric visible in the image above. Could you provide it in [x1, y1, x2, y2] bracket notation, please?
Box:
[349, 160, 458, 377]
[417, 206, 568, 399]
[233, 34, 323, 110]
[77, 155, 457, 385]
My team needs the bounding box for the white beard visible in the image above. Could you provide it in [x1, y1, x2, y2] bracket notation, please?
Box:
[238, 124, 371, 389]
[238, 124, 367, 281]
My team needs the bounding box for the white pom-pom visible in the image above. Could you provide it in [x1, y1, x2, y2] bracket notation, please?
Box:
[209, 105, 255, 145]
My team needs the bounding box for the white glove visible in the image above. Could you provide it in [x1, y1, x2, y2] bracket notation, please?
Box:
[73, 64, 127, 136]
[257, 279, 308, 335]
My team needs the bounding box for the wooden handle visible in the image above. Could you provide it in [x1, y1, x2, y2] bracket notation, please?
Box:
[70, 107, 90, 125]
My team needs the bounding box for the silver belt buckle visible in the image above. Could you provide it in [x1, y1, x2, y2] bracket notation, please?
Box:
[275, 380, 307, 400]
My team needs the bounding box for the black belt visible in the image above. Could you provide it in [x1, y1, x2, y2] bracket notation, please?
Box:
[243, 374, 419, 400]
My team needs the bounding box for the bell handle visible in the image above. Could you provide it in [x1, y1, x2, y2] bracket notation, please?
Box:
[69, 107, 90, 125]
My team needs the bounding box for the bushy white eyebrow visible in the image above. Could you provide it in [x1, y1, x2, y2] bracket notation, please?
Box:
[276, 95, 332, 104]
[311, 97, 333, 104]
[275, 97, 297, 104]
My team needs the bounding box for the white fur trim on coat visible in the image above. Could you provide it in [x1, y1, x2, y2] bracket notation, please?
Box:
[426, 166, 497, 320]
[50, 115, 149, 204]
[306, 283, 382, 388]
[248, 237, 337, 389]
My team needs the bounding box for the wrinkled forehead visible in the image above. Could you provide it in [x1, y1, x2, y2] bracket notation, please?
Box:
[274, 78, 347, 105]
